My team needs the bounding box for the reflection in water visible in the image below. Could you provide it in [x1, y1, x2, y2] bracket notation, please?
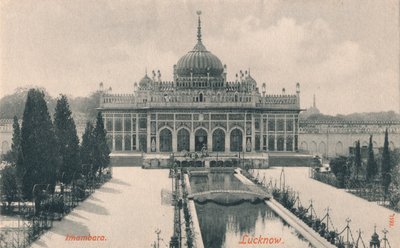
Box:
[196, 202, 313, 248]
[191, 172, 313, 248]
[190, 172, 249, 193]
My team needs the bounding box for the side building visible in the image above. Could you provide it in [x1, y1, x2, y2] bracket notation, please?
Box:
[299, 120, 400, 158]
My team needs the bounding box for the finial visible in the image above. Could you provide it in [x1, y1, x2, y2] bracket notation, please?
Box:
[313, 94, 316, 108]
[345, 218, 351, 226]
[145, 67, 148, 76]
[197, 10, 202, 42]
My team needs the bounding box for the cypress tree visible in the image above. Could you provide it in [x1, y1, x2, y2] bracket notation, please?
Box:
[354, 140, 361, 179]
[17, 89, 59, 199]
[0, 165, 18, 209]
[381, 128, 391, 195]
[366, 135, 378, 181]
[54, 95, 81, 184]
[93, 112, 110, 175]
[3, 116, 21, 164]
[80, 122, 95, 176]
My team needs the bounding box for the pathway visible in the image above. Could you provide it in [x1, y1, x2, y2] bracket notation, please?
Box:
[31, 167, 173, 248]
[257, 167, 400, 247]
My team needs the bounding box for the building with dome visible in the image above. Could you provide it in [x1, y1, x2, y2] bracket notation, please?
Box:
[98, 12, 302, 166]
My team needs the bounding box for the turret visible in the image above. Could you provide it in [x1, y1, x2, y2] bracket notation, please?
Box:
[262, 82, 266, 97]
[296, 82, 300, 107]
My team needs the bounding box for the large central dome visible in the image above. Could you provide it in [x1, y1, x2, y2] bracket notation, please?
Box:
[176, 12, 224, 77]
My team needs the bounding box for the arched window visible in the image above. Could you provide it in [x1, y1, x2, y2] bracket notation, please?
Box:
[199, 93, 203, 102]
[195, 129, 208, 151]
[234, 94, 238, 102]
[286, 136, 293, 151]
[124, 135, 131, 151]
[177, 129, 190, 152]
[277, 136, 284, 151]
[212, 129, 225, 152]
[115, 135, 123, 151]
[230, 129, 243, 152]
[268, 136, 275, 151]
[159, 128, 172, 152]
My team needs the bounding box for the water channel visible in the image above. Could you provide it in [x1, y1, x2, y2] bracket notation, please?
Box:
[190, 172, 313, 248]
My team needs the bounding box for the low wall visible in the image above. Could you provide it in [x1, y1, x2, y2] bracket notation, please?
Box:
[184, 174, 204, 248]
[110, 154, 143, 167]
[266, 199, 336, 248]
[237, 170, 335, 248]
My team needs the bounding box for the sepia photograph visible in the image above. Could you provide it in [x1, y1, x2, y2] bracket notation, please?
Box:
[0, 0, 399, 247]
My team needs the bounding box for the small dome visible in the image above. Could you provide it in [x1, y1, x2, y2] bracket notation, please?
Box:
[139, 74, 152, 88]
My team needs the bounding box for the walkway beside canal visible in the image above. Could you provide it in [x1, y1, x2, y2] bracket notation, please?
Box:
[258, 167, 400, 247]
[31, 167, 173, 248]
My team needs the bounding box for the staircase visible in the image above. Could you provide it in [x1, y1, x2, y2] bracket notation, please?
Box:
[268, 153, 313, 167]
[110, 153, 143, 167]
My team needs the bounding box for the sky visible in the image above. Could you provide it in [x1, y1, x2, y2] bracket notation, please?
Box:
[1, 0, 399, 115]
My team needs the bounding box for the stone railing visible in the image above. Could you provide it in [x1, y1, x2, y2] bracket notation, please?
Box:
[101, 93, 300, 110]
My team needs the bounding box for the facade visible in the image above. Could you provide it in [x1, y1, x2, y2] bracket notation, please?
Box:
[299, 120, 400, 158]
[98, 13, 301, 157]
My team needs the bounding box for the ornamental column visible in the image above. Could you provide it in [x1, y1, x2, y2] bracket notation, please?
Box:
[251, 114, 255, 151]
[225, 128, 230, 152]
[112, 114, 115, 151]
[190, 132, 195, 152]
[122, 115, 125, 151]
[147, 113, 151, 153]
[274, 117, 277, 151]
[207, 131, 212, 152]
[136, 114, 139, 151]
[292, 118, 296, 151]
[172, 130, 177, 152]
[283, 116, 287, 151]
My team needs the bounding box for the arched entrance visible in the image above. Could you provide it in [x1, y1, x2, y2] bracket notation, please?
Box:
[195, 129, 208, 151]
[230, 129, 243, 152]
[319, 142, 326, 155]
[177, 128, 190, 152]
[159, 128, 172, 152]
[335, 142, 343, 155]
[1, 141, 9, 155]
[300, 141, 308, 151]
[212, 129, 225, 152]
[310, 141, 317, 154]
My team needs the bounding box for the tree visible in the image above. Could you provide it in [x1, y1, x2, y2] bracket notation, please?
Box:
[93, 112, 110, 175]
[3, 116, 21, 164]
[354, 140, 361, 179]
[80, 122, 95, 176]
[54, 95, 81, 184]
[17, 89, 59, 199]
[0, 165, 18, 210]
[329, 156, 349, 187]
[0, 87, 57, 119]
[381, 129, 391, 195]
[366, 135, 378, 181]
[388, 164, 400, 208]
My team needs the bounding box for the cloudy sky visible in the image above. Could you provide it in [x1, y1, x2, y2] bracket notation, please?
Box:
[1, 0, 399, 115]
